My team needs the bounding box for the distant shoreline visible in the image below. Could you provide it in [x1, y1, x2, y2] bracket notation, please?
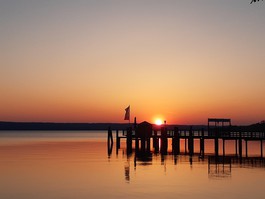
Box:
[0, 121, 264, 131]
[0, 121, 130, 131]
[0, 121, 206, 131]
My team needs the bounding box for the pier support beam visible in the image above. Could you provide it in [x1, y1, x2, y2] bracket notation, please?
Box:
[141, 136, 146, 152]
[261, 140, 263, 158]
[107, 127, 113, 156]
[200, 128, 205, 158]
[116, 130, 120, 150]
[188, 126, 194, 156]
[214, 129, 219, 157]
[126, 127, 132, 154]
[215, 137, 219, 157]
[135, 136, 139, 153]
[235, 139, 238, 156]
[185, 138, 187, 154]
[161, 127, 168, 155]
[245, 140, 248, 158]
[223, 139, 225, 156]
[108, 127, 113, 145]
[238, 131, 242, 158]
[173, 127, 180, 155]
[147, 138, 151, 152]
[153, 130, 159, 153]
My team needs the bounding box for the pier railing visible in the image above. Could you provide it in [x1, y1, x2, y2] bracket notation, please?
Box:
[117, 128, 265, 139]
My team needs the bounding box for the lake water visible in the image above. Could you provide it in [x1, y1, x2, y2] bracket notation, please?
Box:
[0, 131, 265, 199]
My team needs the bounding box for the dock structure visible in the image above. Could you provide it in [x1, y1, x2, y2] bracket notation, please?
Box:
[108, 119, 265, 158]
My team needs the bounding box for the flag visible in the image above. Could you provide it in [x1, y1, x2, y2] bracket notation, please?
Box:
[124, 105, 130, 121]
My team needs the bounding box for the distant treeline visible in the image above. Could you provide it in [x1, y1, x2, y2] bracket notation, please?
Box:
[0, 121, 264, 131]
[0, 121, 205, 131]
[0, 122, 130, 131]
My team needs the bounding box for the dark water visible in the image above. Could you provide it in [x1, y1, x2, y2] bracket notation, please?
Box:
[0, 131, 265, 199]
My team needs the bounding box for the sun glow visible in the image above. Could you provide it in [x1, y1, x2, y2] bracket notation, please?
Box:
[155, 119, 163, 125]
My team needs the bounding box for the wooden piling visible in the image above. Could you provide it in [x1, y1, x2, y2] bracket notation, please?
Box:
[108, 127, 113, 145]
[223, 139, 225, 156]
[107, 127, 113, 156]
[135, 136, 139, 153]
[188, 126, 194, 156]
[153, 130, 159, 152]
[141, 136, 146, 152]
[126, 127, 132, 154]
[245, 140, 248, 158]
[161, 127, 168, 154]
[214, 128, 219, 156]
[116, 130, 120, 149]
[185, 137, 187, 154]
[147, 138, 151, 152]
[153, 130, 157, 147]
[173, 127, 180, 155]
[200, 128, 205, 157]
[261, 140, 263, 158]
[238, 131, 242, 158]
[235, 139, 238, 156]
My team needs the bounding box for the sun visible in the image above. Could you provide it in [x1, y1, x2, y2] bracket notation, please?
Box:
[155, 119, 163, 125]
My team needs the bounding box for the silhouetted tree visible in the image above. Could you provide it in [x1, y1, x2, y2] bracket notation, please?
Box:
[250, 0, 263, 3]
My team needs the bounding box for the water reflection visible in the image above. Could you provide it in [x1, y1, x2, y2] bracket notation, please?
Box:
[208, 156, 232, 178]
[1, 131, 265, 199]
[110, 144, 265, 181]
[134, 151, 153, 166]
[124, 159, 130, 182]
[107, 139, 113, 157]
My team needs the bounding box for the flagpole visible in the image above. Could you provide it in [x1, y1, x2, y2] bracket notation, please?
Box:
[129, 105, 130, 125]
[124, 105, 131, 126]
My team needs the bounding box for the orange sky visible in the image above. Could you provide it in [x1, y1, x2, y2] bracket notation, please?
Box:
[1, 1, 265, 125]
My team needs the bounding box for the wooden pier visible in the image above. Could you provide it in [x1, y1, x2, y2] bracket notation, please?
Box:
[107, 119, 265, 158]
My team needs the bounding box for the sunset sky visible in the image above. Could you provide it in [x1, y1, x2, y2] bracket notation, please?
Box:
[1, 0, 265, 125]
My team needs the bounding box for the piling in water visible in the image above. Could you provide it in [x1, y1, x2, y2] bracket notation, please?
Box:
[161, 127, 168, 155]
[173, 127, 180, 155]
[188, 126, 194, 156]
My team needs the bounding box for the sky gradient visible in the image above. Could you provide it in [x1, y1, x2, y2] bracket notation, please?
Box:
[1, 0, 265, 125]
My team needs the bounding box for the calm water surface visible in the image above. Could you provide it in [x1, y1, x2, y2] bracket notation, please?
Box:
[0, 131, 265, 199]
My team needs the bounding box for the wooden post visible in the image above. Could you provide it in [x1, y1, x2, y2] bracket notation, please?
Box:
[108, 127, 113, 145]
[200, 128, 205, 158]
[161, 127, 168, 154]
[239, 131, 242, 158]
[185, 137, 187, 154]
[223, 139, 225, 156]
[245, 140, 248, 158]
[153, 130, 157, 148]
[141, 135, 146, 153]
[135, 136, 139, 153]
[116, 130, 120, 149]
[261, 140, 263, 158]
[214, 128, 219, 157]
[126, 127, 132, 154]
[153, 130, 159, 153]
[147, 138, 151, 152]
[107, 127, 113, 156]
[135, 128, 139, 152]
[173, 127, 180, 155]
[188, 126, 194, 156]
[235, 139, 238, 156]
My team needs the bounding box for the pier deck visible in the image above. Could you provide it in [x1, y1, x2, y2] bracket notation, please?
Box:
[108, 125, 265, 158]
